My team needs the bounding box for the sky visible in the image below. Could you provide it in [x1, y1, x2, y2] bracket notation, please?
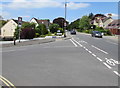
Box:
[0, 0, 119, 23]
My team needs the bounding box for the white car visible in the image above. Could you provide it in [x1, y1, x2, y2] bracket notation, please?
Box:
[56, 30, 62, 36]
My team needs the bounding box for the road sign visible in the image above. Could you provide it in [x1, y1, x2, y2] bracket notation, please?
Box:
[18, 17, 22, 26]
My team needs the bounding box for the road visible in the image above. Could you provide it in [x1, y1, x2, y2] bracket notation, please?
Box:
[1, 32, 119, 86]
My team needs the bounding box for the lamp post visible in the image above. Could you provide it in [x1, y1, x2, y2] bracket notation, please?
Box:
[64, 0, 67, 37]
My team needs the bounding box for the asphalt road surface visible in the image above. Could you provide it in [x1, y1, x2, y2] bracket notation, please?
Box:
[1, 32, 119, 86]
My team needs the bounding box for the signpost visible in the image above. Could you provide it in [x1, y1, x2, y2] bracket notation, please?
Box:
[18, 17, 22, 43]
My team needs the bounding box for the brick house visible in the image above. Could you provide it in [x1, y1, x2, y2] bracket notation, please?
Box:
[106, 20, 120, 35]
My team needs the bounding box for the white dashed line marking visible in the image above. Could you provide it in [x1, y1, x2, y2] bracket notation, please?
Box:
[92, 53, 97, 57]
[72, 38, 83, 47]
[113, 71, 120, 77]
[70, 39, 78, 47]
[96, 57, 103, 61]
[88, 51, 92, 54]
[103, 62, 112, 69]
[91, 45, 108, 54]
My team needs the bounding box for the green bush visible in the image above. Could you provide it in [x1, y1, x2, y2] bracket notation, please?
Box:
[35, 33, 40, 37]
[40, 35, 46, 37]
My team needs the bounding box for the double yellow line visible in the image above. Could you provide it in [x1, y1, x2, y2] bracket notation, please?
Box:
[0, 75, 16, 88]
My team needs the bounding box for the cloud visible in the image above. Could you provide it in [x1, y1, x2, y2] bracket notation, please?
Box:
[67, 2, 90, 10]
[1, 0, 119, 2]
[105, 13, 118, 18]
[1, 0, 90, 10]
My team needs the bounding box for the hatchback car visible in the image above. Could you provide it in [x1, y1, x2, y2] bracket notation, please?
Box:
[56, 30, 62, 36]
[70, 30, 76, 35]
[91, 31, 102, 38]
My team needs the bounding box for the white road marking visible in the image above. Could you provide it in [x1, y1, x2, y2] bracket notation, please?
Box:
[88, 51, 92, 54]
[72, 38, 83, 47]
[91, 45, 108, 54]
[85, 48, 89, 51]
[0, 75, 16, 88]
[70, 39, 78, 47]
[92, 53, 97, 57]
[103, 62, 112, 69]
[96, 57, 103, 62]
[113, 71, 120, 77]
[79, 40, 88, 44]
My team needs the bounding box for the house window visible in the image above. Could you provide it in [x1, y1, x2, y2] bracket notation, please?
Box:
[108, 24, 111, 26]
[117, 24, 120, 26]
[112, 24, 115, 26]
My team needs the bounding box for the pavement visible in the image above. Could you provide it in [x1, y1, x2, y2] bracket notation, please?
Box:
[1, 36, 71, 48]
[1, 32, 119, 87]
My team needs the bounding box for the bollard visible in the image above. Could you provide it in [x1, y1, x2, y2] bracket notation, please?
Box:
[13, 37, 16, 45]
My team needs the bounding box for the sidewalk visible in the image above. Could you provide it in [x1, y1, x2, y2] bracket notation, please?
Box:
[1, 35, 71, 48]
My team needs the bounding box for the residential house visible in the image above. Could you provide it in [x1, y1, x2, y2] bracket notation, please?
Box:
[1, 19, 18, 39]
[30, 18, 50, 28]
[91, 14, 113, 28]
[106, 20, 120, 35]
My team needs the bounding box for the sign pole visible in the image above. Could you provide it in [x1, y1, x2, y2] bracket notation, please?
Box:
[18, 17, 22, 43]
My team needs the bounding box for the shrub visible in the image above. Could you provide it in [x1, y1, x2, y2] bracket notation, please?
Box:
[35, 33, 40, 37]
[21, 28, 35, 39]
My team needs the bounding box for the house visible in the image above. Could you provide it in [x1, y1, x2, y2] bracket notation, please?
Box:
[1, 19, 18, 39]
[30, 18, 50, 28]
[91, 14, 113, 28]
[106, 20, 120, 35]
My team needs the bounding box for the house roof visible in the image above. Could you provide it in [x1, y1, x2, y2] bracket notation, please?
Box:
[102, 17, 112, 23]
[106, 19, 120, 29]
[12, 19, 28, 24]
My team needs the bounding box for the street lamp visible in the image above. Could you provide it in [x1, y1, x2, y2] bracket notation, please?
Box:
[64, 0, 67, 37]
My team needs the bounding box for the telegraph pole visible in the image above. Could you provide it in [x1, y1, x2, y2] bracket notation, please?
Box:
[64, 0, 67, 37]
[18, 17, 22, 43]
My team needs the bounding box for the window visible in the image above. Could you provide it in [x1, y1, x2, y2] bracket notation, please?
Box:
[112, 24, 115, 26]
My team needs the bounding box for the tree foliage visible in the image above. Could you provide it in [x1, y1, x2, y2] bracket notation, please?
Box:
[35, 24, 48, 36]
[0, 20, 7, 28]
[79, 16, 91, 30]
[14, 22, 36, 39]
[88, 13, 94, 20]
[49, 23, 60, 33]
[67, 19, 80, 30]
[53, 17, 68, 28]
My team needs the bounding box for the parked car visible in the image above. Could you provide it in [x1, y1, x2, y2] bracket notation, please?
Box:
[91, 31, 102, 38]
[56, 30, 62, 36]
[70, 30, 76, 35]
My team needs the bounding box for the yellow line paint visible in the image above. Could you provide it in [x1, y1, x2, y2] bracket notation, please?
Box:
[0, 75, 16, 88]
[0, 77, 12, 88]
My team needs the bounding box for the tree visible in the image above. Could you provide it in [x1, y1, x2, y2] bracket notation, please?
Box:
[14, 22, 36, 39]
[79, 16, 91, 30]
[22, 22, 36, 29]
[49, 23, 60, 33]
[35, 24, 48, 36]
[21, 28, 35, 39]
[0, 20, 7, 28]
[40, 24, 48, 35]
[88, 13, 94, 20]
[53, 17, 68, 28]
[67, 19, 80, 30]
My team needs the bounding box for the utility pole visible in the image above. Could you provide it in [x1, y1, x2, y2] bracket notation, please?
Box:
[64, 0, 67, 37]
[18, 17, 22, 43]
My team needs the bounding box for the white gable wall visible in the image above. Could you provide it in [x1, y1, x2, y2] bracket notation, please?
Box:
[1, 20, 17, 38]
[103, 19, 113, 28]
[30, 18, 39, 27]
